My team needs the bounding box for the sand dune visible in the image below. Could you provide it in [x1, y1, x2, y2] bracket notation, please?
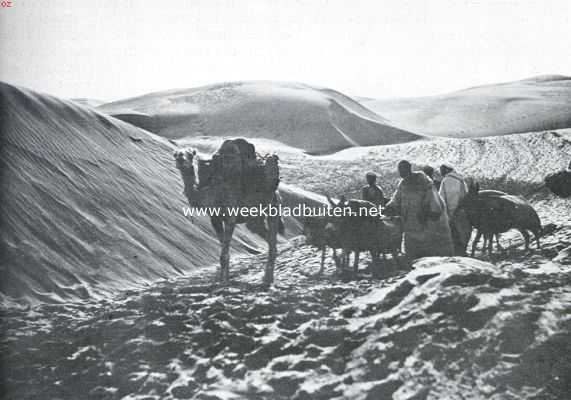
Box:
[98, 81, 422, 154]
[70, 98, 105, 108]
[363, 75, 571, 138]
[0, 82, 317, 306]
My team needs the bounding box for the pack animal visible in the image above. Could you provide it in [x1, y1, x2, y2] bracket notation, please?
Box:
[322, 197, 402, 278]
[457, 182, 542, 256]
[303, 215, 344, 274]
[174, 138, 282, 285]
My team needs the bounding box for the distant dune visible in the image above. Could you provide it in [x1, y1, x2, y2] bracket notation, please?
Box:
[0, 82, 317, 305]
[70, 98, 105, 108]
[363, 75, 571, 138]
[98, 81, 422, 154]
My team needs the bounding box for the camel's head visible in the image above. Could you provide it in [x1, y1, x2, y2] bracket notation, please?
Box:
[173, 148, 197, 173]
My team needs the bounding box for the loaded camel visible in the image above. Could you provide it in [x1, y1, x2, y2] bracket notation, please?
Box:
[174, 139, 282, 285]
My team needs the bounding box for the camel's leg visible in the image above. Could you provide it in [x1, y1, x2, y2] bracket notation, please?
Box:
[481, 234, 487, 255]
[220, 218, 236, 284]
[332, 248, 341, 271]
[343, 250, 349, 270]
[519, 229, 531, 251]
[372, 251, 381, 278]
[482, 234, 488, 255]
[471, 231, 482, 257]
[333, 248, 344, 272]
[211, 217, 224, 245]
[495, 234, 503, 251]
[264, 215, 279, 286]
[318, 245, 326, 275]
[353, 250, 360, 278]
[382, 252, 390, 274]
[533, 229, 542, 249]
[486, 233, 494, 255]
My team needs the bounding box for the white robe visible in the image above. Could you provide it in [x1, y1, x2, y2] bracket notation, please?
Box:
[439, 171, 467, 218]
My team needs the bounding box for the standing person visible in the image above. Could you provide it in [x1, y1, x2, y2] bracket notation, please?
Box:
[385, 160, 454, 261]
[439, 163, 471, 255]
[361, 172, 387, 207]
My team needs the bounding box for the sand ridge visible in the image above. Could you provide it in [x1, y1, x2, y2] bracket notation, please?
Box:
[98, 81, 422, 154]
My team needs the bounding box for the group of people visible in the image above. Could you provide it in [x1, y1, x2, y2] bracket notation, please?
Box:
[361, 161, 471, 260]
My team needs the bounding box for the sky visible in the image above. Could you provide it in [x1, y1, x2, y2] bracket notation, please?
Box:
[1, 0, 570, 101]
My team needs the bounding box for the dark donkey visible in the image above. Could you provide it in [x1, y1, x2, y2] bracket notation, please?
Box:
[323, 197, 401, 278]
[303, 215, 349, 274]
[457, 182, 542, 256]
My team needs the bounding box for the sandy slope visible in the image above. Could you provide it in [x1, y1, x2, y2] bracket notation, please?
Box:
[97, 81, 422, 154]
[363, 75, 571, 138]
[0, 82, 318, 306]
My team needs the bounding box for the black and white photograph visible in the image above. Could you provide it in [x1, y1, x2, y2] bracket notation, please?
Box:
[1, 1, 571, 399]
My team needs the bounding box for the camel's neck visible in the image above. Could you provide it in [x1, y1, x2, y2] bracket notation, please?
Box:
[179, 167, 196, 196]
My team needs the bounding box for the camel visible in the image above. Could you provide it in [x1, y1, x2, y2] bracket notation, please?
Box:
[174, 139, 282, 285]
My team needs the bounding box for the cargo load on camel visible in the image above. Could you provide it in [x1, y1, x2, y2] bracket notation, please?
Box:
[195, 138, 280, 194]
